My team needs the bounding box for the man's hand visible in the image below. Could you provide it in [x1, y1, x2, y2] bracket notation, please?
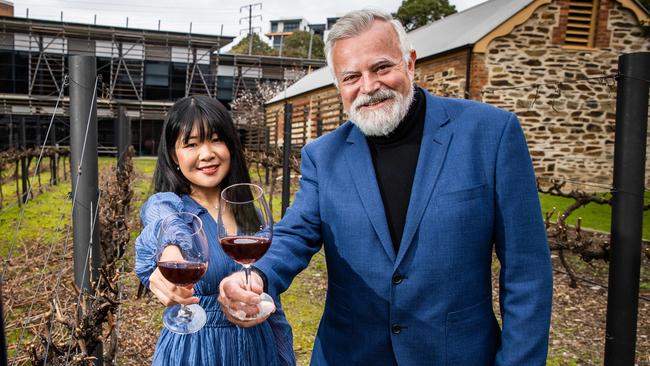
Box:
[218, 271, 270, 327]
[149, 245, 200, 306]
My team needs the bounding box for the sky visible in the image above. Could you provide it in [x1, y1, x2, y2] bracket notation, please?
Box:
[9, 0, 487, 43]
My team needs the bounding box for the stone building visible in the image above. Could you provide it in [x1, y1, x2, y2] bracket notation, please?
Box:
[264, 0, 650, 188]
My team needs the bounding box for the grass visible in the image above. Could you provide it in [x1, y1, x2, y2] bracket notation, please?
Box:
[539, 192, 650, 240]
[547, 355, 578, 366]
[281, 252, 327, 364]
[0, 158, 119, 256]
[132, 157, 156, 200]
[0, 156, 65, 210]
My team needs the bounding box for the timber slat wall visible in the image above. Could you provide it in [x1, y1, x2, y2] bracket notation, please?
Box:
[262, 86, 344, 150]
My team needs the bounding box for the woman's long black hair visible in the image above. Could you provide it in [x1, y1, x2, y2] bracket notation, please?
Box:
[153, 95, 251, 195]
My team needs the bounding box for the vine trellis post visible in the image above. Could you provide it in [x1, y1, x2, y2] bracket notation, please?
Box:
[281, 103, 293, 217]
[69, 55, 102, 365]
[19, 118, 28, 205]
[604, 51, 650, 365]
[116, 105, 131, 173]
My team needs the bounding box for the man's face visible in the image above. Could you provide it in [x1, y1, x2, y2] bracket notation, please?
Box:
[331, 20, 416, 136]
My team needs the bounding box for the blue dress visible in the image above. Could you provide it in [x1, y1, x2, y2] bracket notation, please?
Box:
[135, 192, 295, 366]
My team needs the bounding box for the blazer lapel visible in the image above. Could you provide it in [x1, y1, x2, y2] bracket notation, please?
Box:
[344, 127, 396, 261]
[395, 94, 453, 267]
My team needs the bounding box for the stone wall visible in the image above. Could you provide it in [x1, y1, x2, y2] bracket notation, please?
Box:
[414, 50, 468, 98]
[479, 0, 650, 190]
[265, 0, 650, 190]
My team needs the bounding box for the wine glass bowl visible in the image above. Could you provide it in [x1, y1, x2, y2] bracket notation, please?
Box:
[218, 183, 275, 320]
[156, 212, 209, 334]
[220, 236, 271, 265]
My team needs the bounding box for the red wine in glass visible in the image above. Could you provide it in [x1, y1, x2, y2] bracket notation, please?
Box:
[158, 261, 207, 286]
[156, 212, 209, 334]
[220, 236, 271, 265]
[218, 183, 275, 320]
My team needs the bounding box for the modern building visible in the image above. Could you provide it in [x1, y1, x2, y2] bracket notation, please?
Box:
[265, 16, 340, 51]
[264, 0, 649, 187]
[0, 1, 325, 154]
[266, 18, 309, 50]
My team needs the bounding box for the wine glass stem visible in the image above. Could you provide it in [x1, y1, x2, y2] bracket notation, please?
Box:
[243, 265, 252, 291]
[178, 304, 193, 320]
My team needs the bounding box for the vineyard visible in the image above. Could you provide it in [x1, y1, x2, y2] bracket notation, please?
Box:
[0, 149, 647, 365]
[0, 52, 646, 366]
[0, 147, 71, 210]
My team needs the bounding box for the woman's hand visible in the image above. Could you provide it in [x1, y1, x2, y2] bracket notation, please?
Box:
[149, 246, 200, 307]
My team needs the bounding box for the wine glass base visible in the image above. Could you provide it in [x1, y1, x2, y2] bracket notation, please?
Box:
[229, 292, 276, 321]
[163, 303, 207, 334]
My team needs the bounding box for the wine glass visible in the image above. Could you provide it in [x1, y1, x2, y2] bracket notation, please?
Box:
[217, 183, 275, 320]
[156, 212, 209, 334]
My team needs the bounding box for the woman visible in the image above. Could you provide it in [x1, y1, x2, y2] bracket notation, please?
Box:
[135, 95, 294, 365]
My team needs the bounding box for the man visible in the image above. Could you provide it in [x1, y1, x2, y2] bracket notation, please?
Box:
[219, 9, 553, 365]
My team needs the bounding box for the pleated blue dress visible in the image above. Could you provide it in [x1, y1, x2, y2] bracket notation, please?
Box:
[135, 192, 295, 366]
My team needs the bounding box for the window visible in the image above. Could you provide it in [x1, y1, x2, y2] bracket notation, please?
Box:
[0, 51, 14, 93]
[97, 57, 112, 97]
[145, 61, 169, 87]
[14, 51, 29, 94]
[271, 22, 278, 32]
[283, 22, 298, 32]
[327, 18, 339, 30]
[171, 62, 187, 99]
[216, 76, 233, 102]
[144, 61, 170, 100]
[273, 36, 283, 49]
[564, 0, 598, 47]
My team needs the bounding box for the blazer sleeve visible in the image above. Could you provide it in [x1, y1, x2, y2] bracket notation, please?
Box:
[134, 192, 184, 289]
[494, 113, 553, 365]
[254, 146, 324, 297]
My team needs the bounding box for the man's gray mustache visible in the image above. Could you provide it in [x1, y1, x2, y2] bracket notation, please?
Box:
[353, 90, 396, 110]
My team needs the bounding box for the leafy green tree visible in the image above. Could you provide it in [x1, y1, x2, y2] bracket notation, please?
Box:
[281, 31, 325, 59]
[230, 33, 277, 56]
[394, 0, 457, 31]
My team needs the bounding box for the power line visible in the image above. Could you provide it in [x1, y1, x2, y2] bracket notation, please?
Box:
[240, 2, 262, 55]
[17, 0, 236, 11]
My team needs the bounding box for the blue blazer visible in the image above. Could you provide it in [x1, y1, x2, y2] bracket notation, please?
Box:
[256, 90, 553, 365]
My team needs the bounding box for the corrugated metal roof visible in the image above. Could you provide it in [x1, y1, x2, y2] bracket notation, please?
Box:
[267, 66, 333, 104]
[267, 0, 534, 104]
[408, 0, 533, 61]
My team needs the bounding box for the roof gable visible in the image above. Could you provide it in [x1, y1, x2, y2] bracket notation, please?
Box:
[267, 0, 536, 104]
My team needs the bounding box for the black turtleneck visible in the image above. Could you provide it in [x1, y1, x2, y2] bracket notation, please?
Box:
[367, 87, 426, 253]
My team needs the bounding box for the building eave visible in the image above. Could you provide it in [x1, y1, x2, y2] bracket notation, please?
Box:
[473, 0, 552, 54]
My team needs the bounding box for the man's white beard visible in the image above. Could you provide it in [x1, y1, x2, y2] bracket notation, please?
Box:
[348, 86, 415, 137]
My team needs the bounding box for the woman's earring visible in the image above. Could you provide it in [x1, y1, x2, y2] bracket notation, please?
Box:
[175, 165, 180, 171]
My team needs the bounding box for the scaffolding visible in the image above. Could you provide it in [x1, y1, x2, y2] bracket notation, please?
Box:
[0, 15, 326, 152]
[0, 15, 232, 121]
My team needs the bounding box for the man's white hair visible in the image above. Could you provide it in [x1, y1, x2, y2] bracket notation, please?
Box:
[325, 9, 413, 87]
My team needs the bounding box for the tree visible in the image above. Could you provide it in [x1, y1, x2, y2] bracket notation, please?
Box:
[281, 31, 325, 59]
[230, 33, 277, 56]
[230, 68, 307, 127]
[393, 0, 457, 31]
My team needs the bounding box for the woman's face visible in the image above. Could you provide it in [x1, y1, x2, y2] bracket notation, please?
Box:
[173, 125, 231, 197]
